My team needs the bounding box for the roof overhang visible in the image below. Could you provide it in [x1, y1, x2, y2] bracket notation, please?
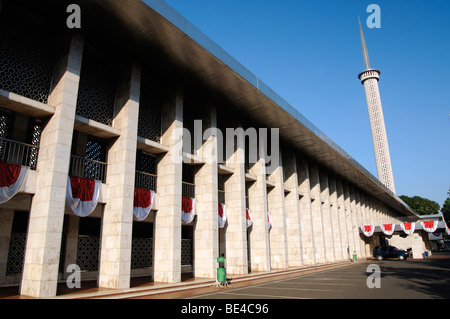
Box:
[38, 0, 417, 218]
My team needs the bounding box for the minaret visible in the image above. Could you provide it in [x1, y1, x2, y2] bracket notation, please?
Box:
[358, 17, 396, 193]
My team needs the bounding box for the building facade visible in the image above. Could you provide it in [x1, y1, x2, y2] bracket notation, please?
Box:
[0, 0, 427, 298]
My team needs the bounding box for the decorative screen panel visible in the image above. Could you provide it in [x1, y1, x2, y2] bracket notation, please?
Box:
[0, 14, 55, 104]
[76, 50, 116, 126]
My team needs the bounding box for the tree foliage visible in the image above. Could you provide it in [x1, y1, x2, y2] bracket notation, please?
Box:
[441, 188, 450, 226]
[399, 195, 440, 216]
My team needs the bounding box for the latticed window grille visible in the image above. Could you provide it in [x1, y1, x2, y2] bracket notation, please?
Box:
[0, 111, 9, 138]
[183, 119, 196, 155]
[0, 111, 10, 161]
[0, 11, 56, 104]
[138, 75, 162, 142]
[131, 237, 153, 269]
[76, 235, 100, 271]
[76, 49, 116, 126]
[181, 239, 193, 266]
[27, 120, 42, 170]
[82, 136, 107, 181]
[6, 232, 26, 276]
[135, 151, 157, 191]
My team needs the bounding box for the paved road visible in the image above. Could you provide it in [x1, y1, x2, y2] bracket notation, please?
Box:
[184, 252, 450, 299]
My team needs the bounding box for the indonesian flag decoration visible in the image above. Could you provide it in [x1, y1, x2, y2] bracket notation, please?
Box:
[444, 220, 450, 236]
[361, 225, 375, 237]
[218, 203, 227, 228]
[133, 188, 155, 221]
[246, 208, 253, 228]
[420, 220, 438, 233]
[401, 222, 415, 235]
[66, 175, 101, 217]
[0, 161, 29, 203]
[267, 212, 272, 230]
[381, 224, 395, 236]
[181, 196, 196, 224]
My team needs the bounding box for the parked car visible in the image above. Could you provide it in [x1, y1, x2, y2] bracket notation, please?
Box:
[373, 245, 409, 261]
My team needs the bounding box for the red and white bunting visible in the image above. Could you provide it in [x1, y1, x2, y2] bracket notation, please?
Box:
[181, 196, 196, 224]
[400, 222, 415, 235]
[267, 212, 272, 230]
[381, 224, 395, 236]
[66, 175, 101, 217]
[361, 225, 375, 237]
[218, 203, 226, 228]
[0, 161, 29, 204]
[444, 220, 450, 236]
[246, 208, 253, 228]
[420, 220, 438, 233]
[133, 188, 155, 221]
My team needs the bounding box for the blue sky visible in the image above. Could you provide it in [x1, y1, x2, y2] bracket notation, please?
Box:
[158, 0, 450, 206]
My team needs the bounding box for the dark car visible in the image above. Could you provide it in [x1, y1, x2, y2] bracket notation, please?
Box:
[373, 245, 409, 261]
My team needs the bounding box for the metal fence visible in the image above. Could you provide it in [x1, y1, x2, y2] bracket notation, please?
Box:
[218, 190, 225, 204]
[135, 170, 157, 191]
[0, 137, 39, 170]
[70, 155, 107, 183]
[182, 181, 195, 198]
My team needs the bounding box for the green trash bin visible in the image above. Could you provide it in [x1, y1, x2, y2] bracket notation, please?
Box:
[217, 267, 226, 282]
[353, 251, 357, 261]
[216, 256, 226, 283]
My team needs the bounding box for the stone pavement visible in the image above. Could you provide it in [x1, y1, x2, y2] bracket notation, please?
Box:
[0, 259, 368, 299]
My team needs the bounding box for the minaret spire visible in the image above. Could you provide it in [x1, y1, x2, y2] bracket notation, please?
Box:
[358, 16, 371, 70]
[357, 19, 396, 194]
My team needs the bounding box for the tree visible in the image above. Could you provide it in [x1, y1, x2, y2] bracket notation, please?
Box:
[399, 195, 440, 216]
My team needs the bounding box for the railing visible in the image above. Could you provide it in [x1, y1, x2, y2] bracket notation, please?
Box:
[0, 137, 39, 170]
[70, 155, 107, 183]
[182, 181, 195, 198]
[218, 190, 225, 204]
[135, 170, 157, 191]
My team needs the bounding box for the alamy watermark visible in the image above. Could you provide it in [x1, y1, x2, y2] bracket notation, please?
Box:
[172, 121, 280, 174]
[66, 4, 81, 29]
[66, 264, 81, 289]
[366, 4, 381, 29]
[366, 264, 381, 288]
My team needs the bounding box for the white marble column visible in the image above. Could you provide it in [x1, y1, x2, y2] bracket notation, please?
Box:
[20, 33, 84, 298]
[247, 155, 271, 272]
[283, 154, 303, 267]
[62, 214, 79, 280]
[193, 106, 219, 279]
[319, 169, 335, 263]
[98, 63, 140, 289]
[342, 182, 355, 260]
[336, 178, 350, 260]
[267, 152, 288, 269]
[153, 87, 183, 283]
[224, 128, 248, 275]
[348, 185, 361, 258]
[328, 174, 344, 261]
[309, 164, 326, 264]
[297, 158, 315, 265]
